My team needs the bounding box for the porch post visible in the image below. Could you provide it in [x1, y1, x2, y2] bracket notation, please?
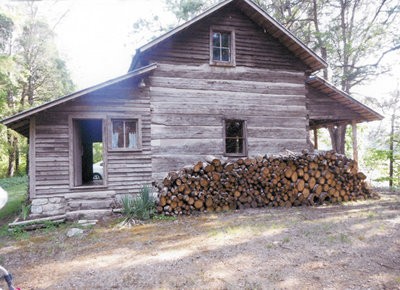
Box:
[29, 116, 36, 198]
[352, 121, 358, 164]
[313, 128, 318, 150]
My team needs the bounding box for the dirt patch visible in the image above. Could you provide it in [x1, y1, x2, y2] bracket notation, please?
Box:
[1, 189, 399, 289]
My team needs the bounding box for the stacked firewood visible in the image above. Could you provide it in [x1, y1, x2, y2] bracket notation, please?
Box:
[157, 151, 377, 216]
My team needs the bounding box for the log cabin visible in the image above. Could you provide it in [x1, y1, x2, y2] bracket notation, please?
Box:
[1, 0, 383, 218]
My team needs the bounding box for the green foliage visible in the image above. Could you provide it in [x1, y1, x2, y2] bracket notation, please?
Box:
[364, 147, 400, 186]
[0, 175, 28, 189]
[166, 0, 212, 22]
[363, 91, 400, 187]
[0, 224, 30, 240]
[0, 175, 28, 223]
[92, 142, 103, 164]
[0, 12, 14, 53]
[120, 185, 156, 221]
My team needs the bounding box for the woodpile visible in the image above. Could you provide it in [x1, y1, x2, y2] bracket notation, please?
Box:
[156, 151, 377, 216]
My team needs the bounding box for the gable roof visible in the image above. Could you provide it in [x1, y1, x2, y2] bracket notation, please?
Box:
[1, 63, 158, 137]
[129, 0, 327, 72]
[306, 75, 384, 127]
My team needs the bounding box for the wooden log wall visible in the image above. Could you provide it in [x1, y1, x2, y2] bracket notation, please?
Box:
[33, 78, 152, 197]
[157, 151, 377, 216]
[146, 3, 311, 180]
[149, 63, 309, 180]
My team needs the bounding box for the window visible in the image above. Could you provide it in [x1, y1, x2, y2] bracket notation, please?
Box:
[111, 119, 138, 149]
[210, 28, 235, 66]
[225, 119, 246, 156]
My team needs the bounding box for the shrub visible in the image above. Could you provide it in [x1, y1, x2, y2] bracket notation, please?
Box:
[121, 185, 156, 222]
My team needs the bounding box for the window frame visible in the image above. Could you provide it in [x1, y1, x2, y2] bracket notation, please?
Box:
[210, 26, 236, 67]
[108, 117, 142, 152]
[223, 119, 247, 157]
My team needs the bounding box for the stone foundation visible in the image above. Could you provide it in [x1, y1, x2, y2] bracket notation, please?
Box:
[30, 196, 67, 218]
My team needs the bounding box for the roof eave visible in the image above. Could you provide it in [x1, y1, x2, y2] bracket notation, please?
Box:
[2, 63, 158, 126]
[239, 0, 327, 72]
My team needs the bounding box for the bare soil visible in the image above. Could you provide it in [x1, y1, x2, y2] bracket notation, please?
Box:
[1, 189, 399, 290]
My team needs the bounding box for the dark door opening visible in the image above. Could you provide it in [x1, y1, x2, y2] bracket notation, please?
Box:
[73, 119, 104, 186]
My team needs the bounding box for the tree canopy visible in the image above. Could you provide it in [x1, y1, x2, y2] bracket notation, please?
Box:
[0, 3, 74, 177]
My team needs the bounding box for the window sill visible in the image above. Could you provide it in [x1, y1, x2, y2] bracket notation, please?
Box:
[70, 185, 108, 190]
[108, 148, 142, 152]
[210, 61, 236, 67]
[224, 153, 247, 158]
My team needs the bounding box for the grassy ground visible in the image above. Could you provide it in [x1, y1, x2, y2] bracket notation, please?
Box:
[0, 175, 28, 225]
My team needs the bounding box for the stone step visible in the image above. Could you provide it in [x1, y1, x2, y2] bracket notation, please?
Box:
[64, 190, 116, 200]
[66, 209, 114, 221]
[68, 198, 115, 210]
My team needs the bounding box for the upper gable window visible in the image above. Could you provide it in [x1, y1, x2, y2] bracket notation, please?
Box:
[210, 27, 235, 66]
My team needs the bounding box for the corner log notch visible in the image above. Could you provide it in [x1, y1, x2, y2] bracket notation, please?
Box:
[306, 76, 383, 161]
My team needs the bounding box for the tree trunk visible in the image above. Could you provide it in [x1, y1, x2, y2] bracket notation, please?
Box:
[7, 130, 15, 177]
[328, 125, 346, 154]
[389, 113, 395, 189]
[15, 135, 19, 175]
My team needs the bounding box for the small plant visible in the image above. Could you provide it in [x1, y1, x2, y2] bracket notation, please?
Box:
[7, 226, 30, 240]
[366, 211, 377, 219]
[339, 233, 351, 243]
[42, 220, 58, 232]
[120, 185, 156, 225]
[152, 214, 176, 221]
[20, 203, 31, 220]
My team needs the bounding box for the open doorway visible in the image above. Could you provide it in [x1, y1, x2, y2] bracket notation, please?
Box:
[72, 119, 104, 187]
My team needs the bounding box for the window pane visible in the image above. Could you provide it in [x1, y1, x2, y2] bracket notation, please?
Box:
[125, 121, 137, 148]
[213, 48, 220, 61]
[226, 137, 244, 154]
[221, 48, 230, 62]
[212, 32, 220, 46]
[225, 120, 244, 154]
[226, 138, 236, 154]
[211, 31, 232, 63]
[112, 120, 124, 148]
[226, 120, 243, 138]
[221, 33, 230, 48]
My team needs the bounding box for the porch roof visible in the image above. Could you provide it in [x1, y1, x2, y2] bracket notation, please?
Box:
[306, 76, 384, 128]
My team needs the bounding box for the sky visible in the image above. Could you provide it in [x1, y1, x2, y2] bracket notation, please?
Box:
[36, 0, 175, 89]
[3, 0, 400, 99]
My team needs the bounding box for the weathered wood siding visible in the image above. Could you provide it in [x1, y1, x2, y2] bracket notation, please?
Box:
[33, 78, 151, 197]
[143, 3, 309, 181]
